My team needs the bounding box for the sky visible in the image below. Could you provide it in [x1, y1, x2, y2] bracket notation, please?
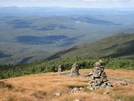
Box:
[0, 0, 134, 8]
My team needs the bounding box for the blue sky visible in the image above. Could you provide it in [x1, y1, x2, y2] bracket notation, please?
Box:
[0, 0, 134, 8]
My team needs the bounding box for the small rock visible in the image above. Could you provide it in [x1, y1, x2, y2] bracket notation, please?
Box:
[79, 87, 83, 90]
[54, 92, 61, 96]
[87, 86, 94, 90]
[70, 87, 81, 93]
[74, 99, 81, 101]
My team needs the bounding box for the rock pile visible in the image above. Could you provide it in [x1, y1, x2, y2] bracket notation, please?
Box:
[87, 60, 113, 90]
[70, 62, 80, 77]
[69, 86, 83, 93]
[58, 65, 63, 76]
[69, 86, 84, 93]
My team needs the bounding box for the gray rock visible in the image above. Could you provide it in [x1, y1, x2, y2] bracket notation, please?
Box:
[54, 92, 61, 96]
[87, 86, 94, 90]
[58, 65, 64, 75]
[69, 87, 84, 93]
[70, 87, 80, 93]
[70, 62, 80, 77]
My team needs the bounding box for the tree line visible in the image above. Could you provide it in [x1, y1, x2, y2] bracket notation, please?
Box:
[0, 57, 134, 79]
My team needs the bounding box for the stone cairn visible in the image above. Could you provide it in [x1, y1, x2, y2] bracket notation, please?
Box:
[87, 60, 113, 90]
[58, 65, 63, 76]
[70, 62, 80, 77]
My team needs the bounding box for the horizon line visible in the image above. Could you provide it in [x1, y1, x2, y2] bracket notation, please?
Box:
[0, 6, 134, 9]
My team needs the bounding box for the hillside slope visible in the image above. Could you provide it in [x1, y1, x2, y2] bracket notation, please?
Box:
[47, 33, 134, 60]
[1, 33, 134, 65]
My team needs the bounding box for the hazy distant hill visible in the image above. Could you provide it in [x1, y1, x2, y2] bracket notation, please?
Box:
[47, 33, 134, 60]
[0, 33, 134, 65]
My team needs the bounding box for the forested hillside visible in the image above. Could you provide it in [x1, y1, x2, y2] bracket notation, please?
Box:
[47, 33, 134, 60]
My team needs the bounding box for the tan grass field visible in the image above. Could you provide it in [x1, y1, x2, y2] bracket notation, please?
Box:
[0, 69, 134, 101]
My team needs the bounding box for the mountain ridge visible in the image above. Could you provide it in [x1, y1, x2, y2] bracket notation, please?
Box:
[46, 33, 134, 60]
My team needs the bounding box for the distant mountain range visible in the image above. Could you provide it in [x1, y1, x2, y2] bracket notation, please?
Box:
[1, 33, 134, 65]
[0, 7, 134, 65]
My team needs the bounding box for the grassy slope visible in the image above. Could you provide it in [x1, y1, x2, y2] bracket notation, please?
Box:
[47, 33, 134, 60]
[0, 69, 134, 101]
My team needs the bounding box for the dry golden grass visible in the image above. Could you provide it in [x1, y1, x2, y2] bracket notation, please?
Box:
[0, 69, 134, 101]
